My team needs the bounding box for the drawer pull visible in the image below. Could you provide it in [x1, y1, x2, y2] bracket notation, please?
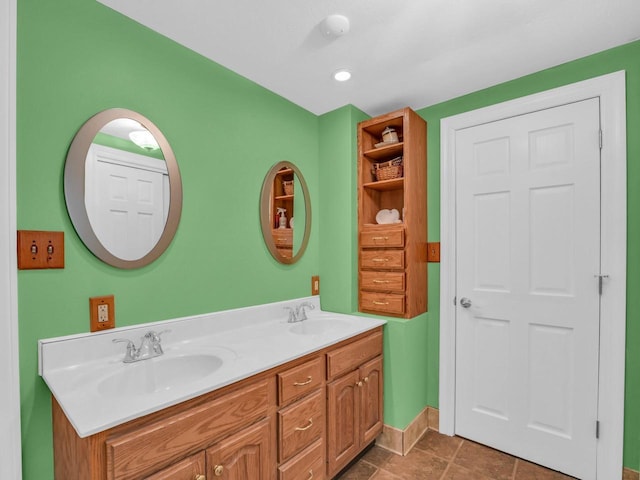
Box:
[371, 236, 389, 241]
[373, 301, 390, 306]
[372, 258, 389, 263]
[308, 469, 314, 479]
[293, 376, 312, 386]
[195, 475, 205, 480]
[372, 279, 390, 284]
[294, 417, 314, 431]
[214, 465, 224, 476]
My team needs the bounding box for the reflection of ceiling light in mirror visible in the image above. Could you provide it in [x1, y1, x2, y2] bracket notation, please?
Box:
[333, 70, 351, 82]
[129, 130, 159, 150]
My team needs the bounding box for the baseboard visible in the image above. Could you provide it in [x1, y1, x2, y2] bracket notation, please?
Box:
[376, 406, 439, 456]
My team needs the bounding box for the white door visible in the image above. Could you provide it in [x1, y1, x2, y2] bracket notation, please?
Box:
[455, 98, 601, 479]
[85, 144, 168, 260]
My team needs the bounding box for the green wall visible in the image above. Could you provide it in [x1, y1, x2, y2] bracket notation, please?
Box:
[417, 40, 640, 470]
[16, 0, 640, 477]
[17, 1, 319, 478]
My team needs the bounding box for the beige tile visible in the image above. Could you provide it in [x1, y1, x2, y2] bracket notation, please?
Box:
[453, 440, 516, 480]
[403, 407, 430, 453]
[376, 425, 403, 455]
[369, 468, 404, 480]
[442, 463, 494, 480]
[514, 459, 577, 479]
[383, 447, 449, 479]
[428, 407, 440, 431]
[362, 446, 395, 470]
[413, 430, 463, 461]
[336, 460, 377, 480]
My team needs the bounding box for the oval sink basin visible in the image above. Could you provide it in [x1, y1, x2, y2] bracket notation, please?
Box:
[289, 319, 348, 335]
[97, 354, 223, 397]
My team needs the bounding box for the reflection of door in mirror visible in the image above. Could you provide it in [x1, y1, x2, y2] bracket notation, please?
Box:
[271, 167, 294, 258]
[85, 143, 169, 261]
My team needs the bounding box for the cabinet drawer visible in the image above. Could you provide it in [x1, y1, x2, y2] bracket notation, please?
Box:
[278, 439, 324, 480]
[106, 379, 271, 480]
[145, 453, 205, 480]
[359, 292, 405, 316]
[360, 227, 404, 247]
[278, 357, 324, 406]
[360, 271, 405, 292]
[278, 390, 324, 463]
[360, 249, 404, 270]
[326, 331, 383, 380]
[272, 229, 293, 247]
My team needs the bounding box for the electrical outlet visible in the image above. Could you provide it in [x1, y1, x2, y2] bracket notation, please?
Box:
[17, 230, 65, 269]
[311, 275, 320, 295]
[90, 295, 115, 332]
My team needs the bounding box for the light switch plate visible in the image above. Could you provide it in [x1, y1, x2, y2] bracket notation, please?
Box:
[17, 230, 65, 269]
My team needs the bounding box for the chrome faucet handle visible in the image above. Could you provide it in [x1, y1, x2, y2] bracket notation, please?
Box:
[283, 306, 296, 323]
[113, 338, 138, 362]
[142, 330, 171, 355]
[295, 302, 315, 322]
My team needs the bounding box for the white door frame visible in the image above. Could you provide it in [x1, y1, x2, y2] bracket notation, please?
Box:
[439, 71, 627, 479]
[0, 0, 22, 478]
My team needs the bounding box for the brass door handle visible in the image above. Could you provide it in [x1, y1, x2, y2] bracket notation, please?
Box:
[214, 464, 224, 476]
[293, 376, 312, 386]
[295, 418, 314, 431]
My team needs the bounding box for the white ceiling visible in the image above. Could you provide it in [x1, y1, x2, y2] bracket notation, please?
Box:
[98, 0, 640, 116]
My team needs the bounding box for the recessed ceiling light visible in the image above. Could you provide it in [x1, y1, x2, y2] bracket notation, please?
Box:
[334, 70, 352, 82]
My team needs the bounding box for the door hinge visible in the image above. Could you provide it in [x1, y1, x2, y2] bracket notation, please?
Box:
[599, 129, 603, 150]
[596, 275, 610, 295]
[596, 420, 600, 439]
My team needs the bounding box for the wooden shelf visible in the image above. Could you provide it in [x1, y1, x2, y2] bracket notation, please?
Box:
[363, 178, 404, 191]
[275, 194, 294, 200]
[275, 168, 294, 177]
[363, 142, 404, 160]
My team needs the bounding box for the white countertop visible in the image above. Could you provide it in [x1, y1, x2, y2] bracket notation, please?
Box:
[38, 297, 386, 438]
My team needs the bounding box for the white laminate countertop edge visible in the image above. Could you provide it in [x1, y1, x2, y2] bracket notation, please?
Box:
[39, 296, 386, 438]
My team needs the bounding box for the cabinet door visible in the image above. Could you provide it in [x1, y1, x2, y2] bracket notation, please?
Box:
[359, 356, 383, 446]
[145, 453, 206, 480]
[206, 418, 274, 480]
[326, 370, 360, 478]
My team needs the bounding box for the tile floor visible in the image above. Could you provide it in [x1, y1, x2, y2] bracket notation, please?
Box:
[336, 429, 578, 480]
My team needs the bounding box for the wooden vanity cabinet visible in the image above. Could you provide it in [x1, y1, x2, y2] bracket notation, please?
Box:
[326, 332, 384, 478]
[51, 328, 383, 480]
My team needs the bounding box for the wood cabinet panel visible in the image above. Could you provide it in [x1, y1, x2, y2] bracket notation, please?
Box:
[145, 453, 206, 480]
[277, 357, 323, 406]
[278, 390, 324, 463]
[360, 226, 404, 248]
[206, 418, 274, 480]
[359, 271, 405, 292]
[326, 332, 382, 381]
[106, 380, 270, 480]
[359, 357, 384, 446]
[277, 439, 324, 480]
[360, 249, 404, 270]
[326, 371, 360, 478]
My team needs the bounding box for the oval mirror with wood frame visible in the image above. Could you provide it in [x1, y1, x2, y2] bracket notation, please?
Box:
[260, 161, 311, 264]
[64, 108, 182, 269]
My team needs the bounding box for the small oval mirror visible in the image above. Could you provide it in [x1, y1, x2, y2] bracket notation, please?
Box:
[64, 108, 182, 269]
[260, 161, 311, 264]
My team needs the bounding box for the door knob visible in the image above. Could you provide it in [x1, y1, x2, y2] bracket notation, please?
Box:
[460, 297, 472, 308]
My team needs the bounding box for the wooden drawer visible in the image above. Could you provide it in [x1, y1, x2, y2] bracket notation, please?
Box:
[360, 249, 404, 270]
[360, 271, 405, 292]
[106, 379, 271, 480]
[272, 229, 293, 247]
[278, 390, 324, 463]
[278, 439, 324, 480]
[326, 331, 383, 380]
[359, 292, 405, 316]
[360, 226, 404, 248]
[278, 357, 324, 406]
[145, 453, 205, 480]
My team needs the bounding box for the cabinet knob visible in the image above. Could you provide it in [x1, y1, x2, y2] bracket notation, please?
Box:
[195, 475, 206, 480]
[363, 376, 369, 383]
[356, 381, 363, 387]
[214, 464, 224, 476]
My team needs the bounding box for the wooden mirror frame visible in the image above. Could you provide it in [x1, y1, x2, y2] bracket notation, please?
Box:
[64, 108, 183, 269]
[260, 161, 312, 264]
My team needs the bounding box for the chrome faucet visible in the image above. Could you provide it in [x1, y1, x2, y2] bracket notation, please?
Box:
[284, 302, 315, 323]
[113, 330, 170, 363]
